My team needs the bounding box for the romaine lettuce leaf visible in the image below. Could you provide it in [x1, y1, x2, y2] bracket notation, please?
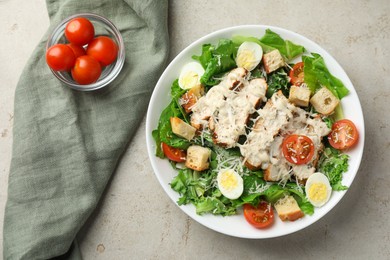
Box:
[171, 159, 313, 216]
[284, 183, 314, 215]
[233, 29, 305, 60]
[152, 80, 191, 151]
[303, 53, 349, 99]
[170, 167, 237, 216]
[318, 147, 349, 191]
[195, 29, 305, 87]
[232, 35, 273, 53]
[259, 29, 305, 60]
[266, 68, 290, 98]
[152, 129, 164, 158]
[192, 39, 237, 86]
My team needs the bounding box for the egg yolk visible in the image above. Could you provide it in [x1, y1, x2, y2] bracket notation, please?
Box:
[181, 71, 199, 89]
[220, 171, 238, 191]
[308, 183, 328, 202]
[236, 50, 256, 70]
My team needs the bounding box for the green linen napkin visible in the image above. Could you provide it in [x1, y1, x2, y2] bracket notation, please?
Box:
[3, 0, 169, 259]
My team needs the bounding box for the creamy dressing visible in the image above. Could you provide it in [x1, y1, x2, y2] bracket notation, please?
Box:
[191, 68, 267, 148]
[240, 92, 295, 167]
[240, 91, 330, 182]
[189, 67, 330, 182]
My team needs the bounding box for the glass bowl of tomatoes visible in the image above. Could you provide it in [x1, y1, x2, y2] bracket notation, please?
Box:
[46, 13, 125, 91]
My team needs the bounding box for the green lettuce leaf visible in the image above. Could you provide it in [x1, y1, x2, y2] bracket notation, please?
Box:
[259, 29, 305, 60]
[284, 183, 314, 215]
[318, 147, 349, 191]
[192, 39, 237, 86]
[232, 29, 305, 60]
[171, 164, 314, 216]
[231, 35, 274, 53]
[152, 80, 191, 152]
[170, 167, 238, 216]
[195, 29, 305, 86]
[303, 53, 349, 99]
[152, 129, 164, 158]
[266, 68, 290, 98]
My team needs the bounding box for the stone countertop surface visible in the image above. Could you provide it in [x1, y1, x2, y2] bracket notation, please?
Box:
[1, 0, 389, 259]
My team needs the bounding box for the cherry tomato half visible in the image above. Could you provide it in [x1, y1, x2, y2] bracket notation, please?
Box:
[162, 142, 186, 163]
[65, 17, 95, 46]
[86, 36, 118, 66]
[289, 62, 304, 86]
[282, 134, 315, 165]
[71, 55, 101, 85]
[243, 201, 274, 229]
[328, 119, 359, 150]
[67, 43, 86, 59]
[46, 44, 75, 71]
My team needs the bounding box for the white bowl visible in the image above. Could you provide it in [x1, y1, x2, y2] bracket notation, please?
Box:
[146, 25, 365, 239]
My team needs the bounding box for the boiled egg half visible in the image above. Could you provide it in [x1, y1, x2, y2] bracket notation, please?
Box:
[305, 172, 332, 207]
[217, 169, 243, 200]
[236, 41, 263, 71]
[178, 62, 205, 89]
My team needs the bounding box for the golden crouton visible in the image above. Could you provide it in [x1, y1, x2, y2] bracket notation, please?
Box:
[310, 87, 339, 115]
[185, 145, 211, 171]
[263, 49, 285, 74]
[289, 85, 311, 107]
[170, 117, 196, 141]
[274, 195, 304, 221]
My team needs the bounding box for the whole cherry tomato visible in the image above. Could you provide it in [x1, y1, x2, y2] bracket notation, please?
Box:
[46, 44, 75, 71]
[86, 36, 118, 66]
[71, 55, 101, 85]
[67, 43, 86, 59]
[65, 17, 95, 46]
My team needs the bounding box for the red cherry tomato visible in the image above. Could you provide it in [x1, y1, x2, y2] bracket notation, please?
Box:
[162, 142, 186, 163]
[65, 17, 95, 46]
[46, 44, 75, 71]
[71, 55, 101, 85]
[243, 201, 274, 229]
[67, 43, 86, 59]
[282, 134, 315, 165]
[86, 36, 118, 66]
[289, 62, 304, 86]
[328, 119, 359, 150]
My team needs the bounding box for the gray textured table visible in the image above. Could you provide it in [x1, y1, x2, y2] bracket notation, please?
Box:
[1, 1, 389, 259]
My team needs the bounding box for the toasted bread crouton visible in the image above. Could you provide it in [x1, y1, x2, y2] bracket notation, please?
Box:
[310, 87, 339, 115]
[185, 145, 211, 171]
[274, 195, 304, 221]
[180, 84, 205, 113]
[170, 117, 196, 141]
[289, 85, 311, 107]
[263, 50, 285, 74]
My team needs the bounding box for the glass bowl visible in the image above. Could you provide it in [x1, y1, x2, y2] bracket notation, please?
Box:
[46, 13, 125, 91]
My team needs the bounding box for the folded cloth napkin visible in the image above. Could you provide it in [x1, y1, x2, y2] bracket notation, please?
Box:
[3, 0, 169, 259]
